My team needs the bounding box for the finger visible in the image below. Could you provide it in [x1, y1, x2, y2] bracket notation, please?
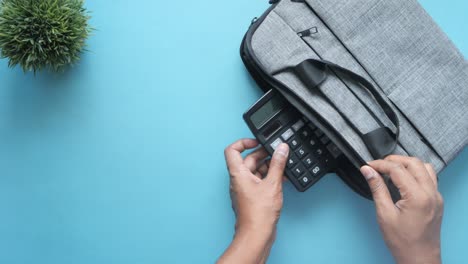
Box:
[385, 155, 434, 190]
[257, 162, 269, 178]
[244, 147, 269, 172]
[258, 162, 286, 180]
[360, 166, 396, 213]
[254, 172, 263, 179]
[264, 159, 288, 182]
[224, 139, 259, 173]
[255, 162, 268, 179]
[368, 160, 418, 199]
[258, 160, 287, 181]
[424, 163, 438, 188]
[266, 144, 289, 185]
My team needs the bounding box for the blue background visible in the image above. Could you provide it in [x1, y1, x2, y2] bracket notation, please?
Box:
[0, 0, 466, 263]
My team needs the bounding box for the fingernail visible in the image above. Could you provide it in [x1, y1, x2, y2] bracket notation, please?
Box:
[275, 143, 289, 157]
[360, 166, 376, 181]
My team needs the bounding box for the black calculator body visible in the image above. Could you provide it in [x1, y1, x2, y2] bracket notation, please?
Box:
[243, 90, 343, 192]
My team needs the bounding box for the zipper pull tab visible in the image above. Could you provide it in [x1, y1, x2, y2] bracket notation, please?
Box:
[250, 17, 258, 26]
[297, 27, 318, 38]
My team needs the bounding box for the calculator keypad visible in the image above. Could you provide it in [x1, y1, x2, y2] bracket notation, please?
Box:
[281, 128, 294, 141]
[288, 137, 301, 150]
[299, 175, 311, 186]
[295, 146, 308, 158]
[320, 136, 331, 145]
[299, 127, 313, 140]
[292, 120, 305, 131]
[264, 116, 340, 191]
[244, 90, 344, 192]
[314, 129, 324, 137]
[292, 164, 307, 178]
[270, 138, 283, 151]
[303, 155, 317, 168]
[287, 154, 299, 168]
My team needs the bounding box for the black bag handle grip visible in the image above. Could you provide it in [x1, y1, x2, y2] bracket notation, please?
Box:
[291, 59, 400, 159]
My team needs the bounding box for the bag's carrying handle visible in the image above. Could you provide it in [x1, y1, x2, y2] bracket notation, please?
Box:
[290, 59, 400, 159]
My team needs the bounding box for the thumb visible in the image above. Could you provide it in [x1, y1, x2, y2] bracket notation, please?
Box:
[360, 165, 395, 212]
[266, 143, 289, 185]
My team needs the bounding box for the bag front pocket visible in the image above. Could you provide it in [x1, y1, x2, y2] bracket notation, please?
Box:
[387, 64, 468, 163]
[299, 0, 468, 163]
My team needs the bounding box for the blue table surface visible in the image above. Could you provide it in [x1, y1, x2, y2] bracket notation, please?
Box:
[0, 1, 466, 263]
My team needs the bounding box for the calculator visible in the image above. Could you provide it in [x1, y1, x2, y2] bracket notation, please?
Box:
[243, 90, 343, 192]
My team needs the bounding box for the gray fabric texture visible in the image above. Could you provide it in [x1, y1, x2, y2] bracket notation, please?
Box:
[252, 11, 376, 163]
[306, 0, 468, 164]
[272, 1, 445, 170]
[249, 0, 467, 172]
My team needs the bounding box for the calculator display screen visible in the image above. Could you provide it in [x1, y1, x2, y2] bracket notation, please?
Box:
[250, 95, 285, 129]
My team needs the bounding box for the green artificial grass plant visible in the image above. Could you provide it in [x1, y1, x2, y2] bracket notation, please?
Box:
[0, 0, 91, 73]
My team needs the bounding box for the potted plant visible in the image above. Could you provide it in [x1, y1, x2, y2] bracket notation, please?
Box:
[0, 0, 92, 73]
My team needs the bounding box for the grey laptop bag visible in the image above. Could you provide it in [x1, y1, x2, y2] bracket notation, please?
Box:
[240, 0, 468, 199]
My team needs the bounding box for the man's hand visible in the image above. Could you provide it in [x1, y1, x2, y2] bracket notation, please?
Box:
[218, 139, 289, 264]
[361, 156, 444, 264]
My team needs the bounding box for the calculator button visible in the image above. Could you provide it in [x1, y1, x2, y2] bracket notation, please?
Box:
[314, 148, 324, 157]
[288, 137, 301, 150]
[287, 154, 299, 168]
[298, 127, 313, 140]
[302, 155, 318, 168]
[292, 164, 306, 178]
[310, 165, 322, 177]
[295, 146, 309, 158]
[299, 174, 312, 186]
[308, 139, 317, 147]
[314, 129, 324, 137]
[292, 120, 305, 131]
[270, 138, 283, 150]
[320, 136, 331, 145]
[281, 128, 294, 141]
[326, 143, 342, 158]
[308, 122, 317, 130]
